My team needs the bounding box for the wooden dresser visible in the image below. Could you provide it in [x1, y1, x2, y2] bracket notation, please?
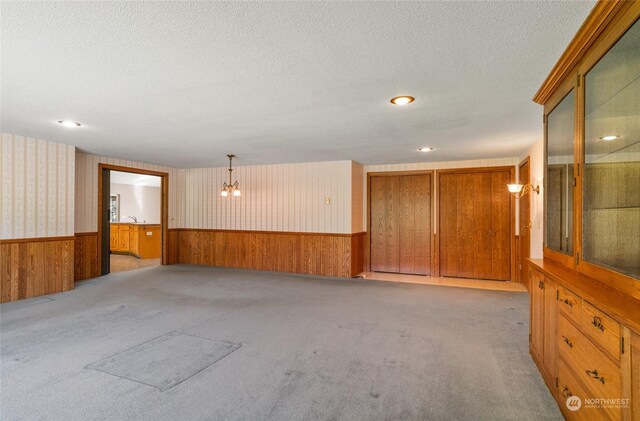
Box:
[109, 223, 161, 259]
[530, 1, 640, 419]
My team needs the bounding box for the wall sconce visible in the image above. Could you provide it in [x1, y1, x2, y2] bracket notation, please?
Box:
[507, 183, 540, 199]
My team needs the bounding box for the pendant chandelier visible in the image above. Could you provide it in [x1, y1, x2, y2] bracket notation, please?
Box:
[220, 154, 241, 197]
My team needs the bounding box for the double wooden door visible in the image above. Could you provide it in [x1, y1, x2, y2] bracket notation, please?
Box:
[370, 173, 431, 275]
[438, 168, 512, 281]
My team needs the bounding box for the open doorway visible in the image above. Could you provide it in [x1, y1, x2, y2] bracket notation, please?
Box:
[98, 164, 168, 276]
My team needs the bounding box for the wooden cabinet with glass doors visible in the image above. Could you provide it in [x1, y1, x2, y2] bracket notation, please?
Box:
[530, 1, 640, 420]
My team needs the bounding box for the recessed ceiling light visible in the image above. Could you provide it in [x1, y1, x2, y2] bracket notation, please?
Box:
[57, 120, 82, 128]
[390, 96, 415, 106]
[418, 147, 434, 152]
[599, 135, 619, 141]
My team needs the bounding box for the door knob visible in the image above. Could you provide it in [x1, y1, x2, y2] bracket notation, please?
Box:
[523, 221, 532, 229]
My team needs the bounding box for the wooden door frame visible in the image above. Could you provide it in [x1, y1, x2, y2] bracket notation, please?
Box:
[366, 170, 435, 275]
[434, 165, 516, 281]
[97, 164, 169, 275]
[518, 156, 531, 287]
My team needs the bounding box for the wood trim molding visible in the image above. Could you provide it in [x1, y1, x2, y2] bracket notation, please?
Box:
[533, 0, 627, 104]
[0, 236, 75, 244]
[518, 156, 530, 171]
[74, 232, 99, 282]
[367, 169, 435, 177]
[97, 163, 169, 273]
[435, 165, 516, 175]
[96, 163, 168, 177]
[174, 228, 363, 238]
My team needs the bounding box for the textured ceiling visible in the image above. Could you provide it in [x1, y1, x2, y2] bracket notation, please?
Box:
[1, 1, 595, 168]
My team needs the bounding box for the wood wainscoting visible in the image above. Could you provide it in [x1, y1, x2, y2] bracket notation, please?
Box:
[0, 236, 74, 303]
[75, 232, 99, 282]
[170, 229, 365, 278]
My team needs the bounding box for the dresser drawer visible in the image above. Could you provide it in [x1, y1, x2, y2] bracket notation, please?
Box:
[558, 360, 618, 421]
[558, 315, 621, 401]
[581, 301, 621, 361]
[558, 285, 582, 324]
[558, 360, 621, 421]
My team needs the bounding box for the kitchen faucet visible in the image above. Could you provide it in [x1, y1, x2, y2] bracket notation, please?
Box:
[128, 216, 137, 223]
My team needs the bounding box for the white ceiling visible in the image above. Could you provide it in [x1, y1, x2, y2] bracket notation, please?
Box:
[110, 170, 161, 187]
[1, 1, 596, 168]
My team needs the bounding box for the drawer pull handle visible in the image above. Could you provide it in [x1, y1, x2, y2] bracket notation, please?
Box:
[538, 281, 544, 289]
[562, 386, 573, 398]
[562, 336, 573, 348]
[586, 369, 606, 384]
[561, 298, 573, 307]
[591, 316, 605, 332]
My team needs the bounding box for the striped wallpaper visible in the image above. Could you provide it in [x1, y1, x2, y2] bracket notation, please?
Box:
[182, 161, 355, 233]
[1, 133, 75, 239]
[351, 162, 364, 233]
[4, 134, 516, 239]
[74, 152, 181, 232]
[75, 153, 357, 234]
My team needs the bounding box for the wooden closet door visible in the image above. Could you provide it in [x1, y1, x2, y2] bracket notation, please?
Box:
[439, 168, 512, 281]
[399, 175, 431, 275]
[456, 173, 475, 278]
[490, 171, 511, 281]
[370, 176, 400, 272]
[439, 173, 459, 277]
[473, 172, 493, 279]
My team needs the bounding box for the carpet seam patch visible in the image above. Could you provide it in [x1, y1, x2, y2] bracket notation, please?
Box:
[85, 332, 241, 391]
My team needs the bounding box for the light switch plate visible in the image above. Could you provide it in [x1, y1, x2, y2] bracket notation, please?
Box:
[146, 232, 153, 236]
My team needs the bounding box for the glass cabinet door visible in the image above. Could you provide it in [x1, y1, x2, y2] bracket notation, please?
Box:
[546, 90, 575, 255]
[583, 19, 640, 279]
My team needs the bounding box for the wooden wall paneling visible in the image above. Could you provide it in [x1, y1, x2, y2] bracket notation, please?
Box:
[74, 232, 99, 281]
[0, 237, 74, 303]
[167, 229, 179, 264]
[583, 163, 640, 276]
[473, 172, 493, 280]
[350, 232, 365, 276]
[546, 166, 563, 252]
[491, 170, 512, 281]
[174, 229, 363, 278]
[565, 164, 574, 255]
